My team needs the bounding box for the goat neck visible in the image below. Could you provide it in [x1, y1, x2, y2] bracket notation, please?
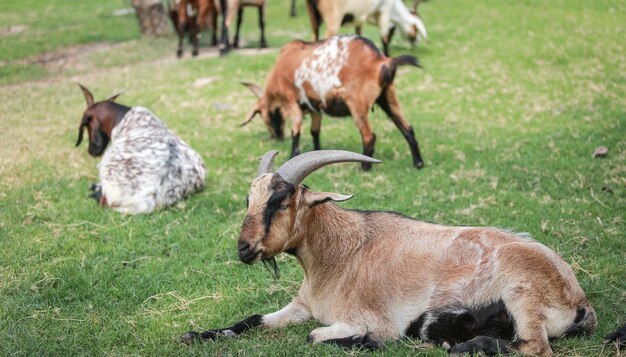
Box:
[294, 199, 367, 278]
[95, 101, 131, 138]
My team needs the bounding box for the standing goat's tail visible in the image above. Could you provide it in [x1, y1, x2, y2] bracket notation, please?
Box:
[380, 55, 421, 88]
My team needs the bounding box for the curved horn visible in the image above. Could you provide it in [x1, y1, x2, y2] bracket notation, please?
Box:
[275, 150, 381, 186]
[240, 107, 260, 126]
[241, 82, 263, 98]
[257, 150, 279, 177]
[413, 16, 428, 40]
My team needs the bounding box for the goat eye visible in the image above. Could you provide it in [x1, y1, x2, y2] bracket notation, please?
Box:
[278, 204, 288, 211]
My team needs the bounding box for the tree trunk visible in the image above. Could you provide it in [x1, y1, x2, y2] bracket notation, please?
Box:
[131, 0, 172, 37]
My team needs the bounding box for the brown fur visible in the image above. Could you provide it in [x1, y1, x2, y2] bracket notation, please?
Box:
[242, 37, 424, 170]
[230, 172, 597, 355]
[76, 85, 128, 157]
[169, 0, 266, 56]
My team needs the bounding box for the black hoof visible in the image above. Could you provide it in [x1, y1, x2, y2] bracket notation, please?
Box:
[415, 160, 424, 169]
[604, 322, 626, 350]
[321, 333, 385, 351]
[192, 49, 199, 57]
[449, 336, 511, 356]
[180, 331, 199, 344]
[361, 162, 373, 171]
[176, 49, 183, 58]
[89, 184, 102, 203]
[360, 333, 385, 351]
[260, 41, 268, 49]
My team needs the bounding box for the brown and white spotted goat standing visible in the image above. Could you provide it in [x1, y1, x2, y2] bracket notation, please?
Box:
[182, 150, 597, 356]
[241, 35, 424, 170]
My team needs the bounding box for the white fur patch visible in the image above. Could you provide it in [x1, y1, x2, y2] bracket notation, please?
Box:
[98, 107, 206, 214]
[294, 36, 355, 111]
[221, 329, 237, 337]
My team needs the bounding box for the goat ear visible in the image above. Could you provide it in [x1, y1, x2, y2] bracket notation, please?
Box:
[76, 122, 86, 147]
[78, 83, 94, 107]
[241, 82, 263, 98]
[105, 89, 125, 103]
[76, 114, 91, 146]
[303, 191, 354, 207]
[240, 107, 260, 126]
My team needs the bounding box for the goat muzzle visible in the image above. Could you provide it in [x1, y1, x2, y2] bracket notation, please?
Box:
[237, 240, 259, 264]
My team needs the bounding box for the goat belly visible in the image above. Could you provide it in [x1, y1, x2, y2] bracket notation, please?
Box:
[322, 97, 351, 117]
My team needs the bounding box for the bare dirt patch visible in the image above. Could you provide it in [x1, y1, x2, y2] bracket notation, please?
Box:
[156, 46, 276, 63]
[23, 42, 119, 72]
[0, 25, 28, 37]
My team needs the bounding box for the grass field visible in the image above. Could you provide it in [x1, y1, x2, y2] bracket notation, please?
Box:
[0, 0, 624, 355]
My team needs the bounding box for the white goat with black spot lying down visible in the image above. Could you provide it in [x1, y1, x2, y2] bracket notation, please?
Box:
[75, 85, 206, 215]
[181, 150, 597, 356]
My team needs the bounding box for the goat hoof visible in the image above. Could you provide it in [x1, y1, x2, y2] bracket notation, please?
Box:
[176, 50, 183, 58]
[415, 160, 424, 169]
[192, 49, 199, 57]
[218, 44, 229, 56]
[260, 41, 268, 49]
[361, 333, 385, 351]
[361, 162, 373, 171]
[603, 322, 626, 349]
[180, 331, 199, 344]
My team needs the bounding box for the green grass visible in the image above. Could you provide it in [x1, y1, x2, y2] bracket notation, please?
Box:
[0, 0, 625, 355]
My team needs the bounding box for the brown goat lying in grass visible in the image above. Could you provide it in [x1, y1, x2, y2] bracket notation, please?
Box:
[242, 35, 424, 171]
[182, 150, 600, 356]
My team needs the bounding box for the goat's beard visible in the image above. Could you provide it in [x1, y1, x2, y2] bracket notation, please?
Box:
[262, 257, 280, 280]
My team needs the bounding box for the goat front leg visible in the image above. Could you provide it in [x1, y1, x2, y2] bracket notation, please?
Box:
[449, 336, 513, 355]
[233, 7, 244, 48]
[348, 103, 376, 170]
[308, 322, 385, 351]
[378, 12, 392, 56]
[181, 299, 311, 343]
[189, 15, 199, 56]
[305, 0, 321, 41]
[258, 5, 267, 48]
[89, 183, 107, 207]
[310, 112, 322, 150]
[209, 8, 218, 46]
[170, 11, 185, 58]
[604, 321, 626, 350]
[218, 0, 230, 55]
[288, 104, 304, 157]
[324, 15, 341, 38]
[289, 0, 296, 17]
